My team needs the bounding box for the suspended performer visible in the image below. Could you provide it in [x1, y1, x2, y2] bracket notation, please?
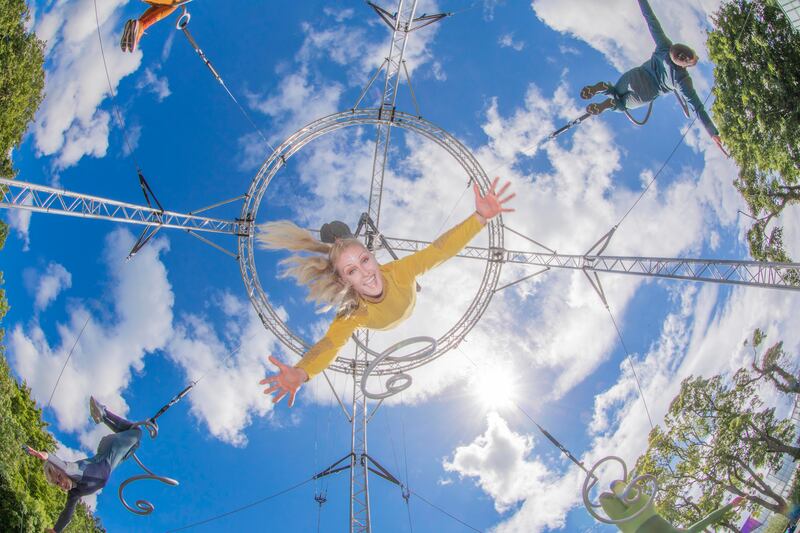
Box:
[120, 0, 189, 53]
[581, 0, 727, 155]
[258, 178, 516, 406]
[24, 397, 143, 533]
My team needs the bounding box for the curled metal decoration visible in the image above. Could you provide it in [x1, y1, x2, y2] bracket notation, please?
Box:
[118, 454, 179, 516]
[117, 420, 177, 516]
[360, 336, 437, 399]
[581, 456, 659, 525]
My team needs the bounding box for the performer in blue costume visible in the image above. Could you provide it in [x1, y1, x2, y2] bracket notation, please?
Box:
[581, 0, 727, 155]
[24, 397, 143, 533]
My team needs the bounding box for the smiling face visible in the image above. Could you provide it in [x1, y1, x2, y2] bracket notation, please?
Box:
[334, 243, 384, 298]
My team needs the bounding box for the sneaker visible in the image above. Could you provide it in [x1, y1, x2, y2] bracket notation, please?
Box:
[120, 20, 143, 53]
[586, 99, 614, 116]
[580, 82, 611, 100]
[89, 396, 105, 424]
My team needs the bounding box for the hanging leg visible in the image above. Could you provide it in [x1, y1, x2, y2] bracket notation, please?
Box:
[90, 397, 136, 433]
[103, 428, 144, 470]
[120, 4, 180, 52]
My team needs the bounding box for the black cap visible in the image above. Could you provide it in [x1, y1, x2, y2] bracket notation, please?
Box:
[320, 221, 353, 244]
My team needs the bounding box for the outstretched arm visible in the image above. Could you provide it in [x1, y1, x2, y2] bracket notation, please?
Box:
[260, 314, 361, 406]
[638, 0, 672, 51]
[685, 497, 745, 533]
[674, 76, 726, 154]
[52, 491, 81, 533]
[392, 178, 515, 283]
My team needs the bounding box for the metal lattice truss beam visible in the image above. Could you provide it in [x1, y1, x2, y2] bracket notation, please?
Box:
[0, 178, 245, 236]
[367, 0, 420, 229]
[381, 236, 800, 291]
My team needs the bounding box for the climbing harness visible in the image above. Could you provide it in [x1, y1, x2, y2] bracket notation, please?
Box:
[117, 384, 195, 515]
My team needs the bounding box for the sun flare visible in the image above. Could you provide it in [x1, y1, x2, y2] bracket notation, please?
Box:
[470, 364, 517, 409]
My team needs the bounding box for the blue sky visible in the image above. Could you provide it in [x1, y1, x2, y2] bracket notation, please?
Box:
[4, 0, 800, 532]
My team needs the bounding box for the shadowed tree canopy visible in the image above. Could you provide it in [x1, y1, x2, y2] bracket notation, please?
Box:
[708, 0, 800, 262]
[0, 0, 45, 179]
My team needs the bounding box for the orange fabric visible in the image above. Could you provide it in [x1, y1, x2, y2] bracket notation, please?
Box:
[139, 5, 179, 29]
[143, 0, 186, 5]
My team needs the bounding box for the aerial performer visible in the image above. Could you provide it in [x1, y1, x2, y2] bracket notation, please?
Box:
[24, 398, 144, 532]
[120, 0, 190, 53]
[580, 0, 727, 155]
[258, 178, 516, 407]
[597, 478, 746, 533]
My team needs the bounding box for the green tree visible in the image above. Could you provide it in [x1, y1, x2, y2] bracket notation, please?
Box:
[0, 0, 45, 179]
[748, 329, 800, 395]
[636, 373, 796, 529]
[708, 0, 800, 262]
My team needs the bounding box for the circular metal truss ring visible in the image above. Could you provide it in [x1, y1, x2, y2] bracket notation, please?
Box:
[239, 108, 504, 376]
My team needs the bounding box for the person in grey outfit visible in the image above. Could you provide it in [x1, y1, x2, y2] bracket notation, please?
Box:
[25, 397, 143, 533]
[581, 0, 727, 155]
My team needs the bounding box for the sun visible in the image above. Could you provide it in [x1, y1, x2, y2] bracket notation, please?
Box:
[470, 364, 518, 410]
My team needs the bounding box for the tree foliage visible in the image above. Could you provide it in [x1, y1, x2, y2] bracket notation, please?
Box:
[636, 370, 797, 530]
[0, 0, 45, 179]
[749, 329, 800, 395]
[0, 155, 102, 532]
[708, 0, 800, 262]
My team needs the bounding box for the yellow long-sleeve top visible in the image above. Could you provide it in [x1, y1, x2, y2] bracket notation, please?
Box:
[296, 213, 485, 379]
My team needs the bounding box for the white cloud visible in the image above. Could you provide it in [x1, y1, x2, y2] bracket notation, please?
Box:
[242, 1, 445, 152]
[165, 293, 286, 446]
[9, 229, 174, 442]
[6, 199, 33, 251]
[33, 0, 142, 169]
[444, 412, 555, 513]
[322, 7, 355, 22]
[530, 0, 719, 69]
[499, 32, 525, 51]
[32, 262, 73, 311]
[121, 122, 141, 157]
[249, 65, 344, 143]
[137, 67, 171, 102]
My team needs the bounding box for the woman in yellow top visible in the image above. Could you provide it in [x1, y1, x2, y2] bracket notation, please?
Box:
[258, 178, 515, 407]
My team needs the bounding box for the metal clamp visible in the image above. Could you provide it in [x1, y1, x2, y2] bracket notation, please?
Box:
[360, 336, 437, 399]
[176, 7, 191, 30]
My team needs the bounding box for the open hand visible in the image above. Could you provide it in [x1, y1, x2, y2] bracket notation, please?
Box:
[23, 445, 48, 462]
[473, 177, 515, 223]
[259, 356, 308, 408]
[711, 135, 729, 158]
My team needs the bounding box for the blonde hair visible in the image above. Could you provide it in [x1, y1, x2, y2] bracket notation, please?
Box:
[257, 220, 365, 315]
[44, 461, 74, 491]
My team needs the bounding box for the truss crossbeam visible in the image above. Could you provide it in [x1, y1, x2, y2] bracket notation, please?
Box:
[380, 236, 800, 291]
[0, 178, 245, 236]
